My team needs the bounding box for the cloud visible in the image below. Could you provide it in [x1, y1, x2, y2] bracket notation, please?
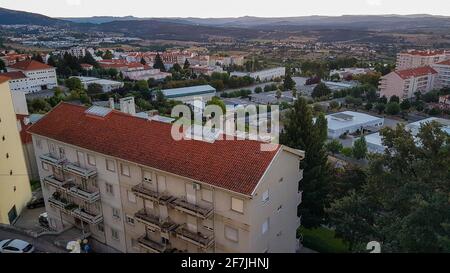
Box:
[366, 0, 383, 6]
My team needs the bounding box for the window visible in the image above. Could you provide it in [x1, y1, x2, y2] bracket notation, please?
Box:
[112, 208, 121, 219]
[202, 189, 213, 203]
[225, 226, 239, 242]
[262, 218, 269, 234]
[106, 159, 115, 172]
[277, 204, 283, 213]
[42, 162, 49, 171]
[87, 154, 96, 166]
[262, 189, 269, 204]
[125, 215, 135, 225]
[279, 177, 284, 183]
[231, 197, 244, 213]
[143, 171, 152, 182]
[111, 228, 119, 240]
[127, 190, 136, 203]
[121, 164, 130, 177]
[106, 183, 114, 195]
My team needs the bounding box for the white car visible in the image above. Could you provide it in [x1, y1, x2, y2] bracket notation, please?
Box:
[0, 239, 35, 253]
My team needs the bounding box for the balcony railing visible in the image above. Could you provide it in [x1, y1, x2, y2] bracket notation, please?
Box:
[43, 175, 68, 188]
[72, 208, 103, 225]
[175, 225, 214, 249]
[48, 197, 78, 212]
[138, 236, 167, 253]
[132, 183, 175, 204]
[134, 210, 178, 232]
[64, 162, 97, 179]
[170, 198, 213, 219]
[40, 154, 63, 168]
[67, 186, 100, 203]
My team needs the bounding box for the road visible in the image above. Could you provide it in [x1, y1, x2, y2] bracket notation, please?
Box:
[0, 229, 66, 253]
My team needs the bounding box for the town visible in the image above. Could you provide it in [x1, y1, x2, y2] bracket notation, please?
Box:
[0, 3, 449, 256]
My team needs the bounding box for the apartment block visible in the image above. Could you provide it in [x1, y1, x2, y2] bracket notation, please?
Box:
[396, 50, 450, 70]
[431, 60, 450, 89]
[0, 76, 32, 224]
[28, 103, 304, 253]
[379, 66, 437, 100]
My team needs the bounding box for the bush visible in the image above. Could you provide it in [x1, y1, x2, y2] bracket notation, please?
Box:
[254, 86, 263, 93]
[326, 140, 343, 154]
[386, 102, 400, 115]
[340, 147, 353, 157]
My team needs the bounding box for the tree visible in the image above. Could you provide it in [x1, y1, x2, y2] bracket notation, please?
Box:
[206, 96, 226, 114]
[82, 52, 98, 66]
[283, 71, 296, 91]
[135, 80, 149, 92]
[183, 59, 190, 70]
[87, 83, 103, 94]
[328, 123, 450, 252]
[254, 87, 263, 93]
[374, 103, 386, 114]
[325, 139, 343, 154]
[275, 89, 282, 100]
[65, 77, 83, 90]
[103, 50, 113, 60]
[389, 95, 400, 103]
[280, 98, 331, 228]
[153, 53, 166, 72]
[400, 99, 411, 111]
[378, 96, 388, 104]
[365, 103, 373, 111]
[32, 54, 44, 63]
[311, 82, 331, 98]
[386, 102, 400, 115]
[352, 136, 367, 159]
[0, 59, 5, 71]
[329, 101, 340, 110]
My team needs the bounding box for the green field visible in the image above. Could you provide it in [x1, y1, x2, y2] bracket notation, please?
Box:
[297, 226, 349, 253]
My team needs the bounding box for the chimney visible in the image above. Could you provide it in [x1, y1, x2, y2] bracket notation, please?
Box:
[119, 97, 136, 116]
[109, 97, 115, 109]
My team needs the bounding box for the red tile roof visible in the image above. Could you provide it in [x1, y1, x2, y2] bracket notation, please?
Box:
[8, 60, 54, 71]
[395, 66, 437, 79]
[436, 59, 450, 66]
[28, 103, 280, 195]
[0, 71, 27, 80]
[16, 114, 32, 144]
[403, 50, 446, 56]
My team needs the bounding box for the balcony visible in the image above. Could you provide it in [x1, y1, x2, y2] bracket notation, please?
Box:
[48, 196, 78, 212]
[175, 225, 214, 249]
[170, 198, 213, 219]
[43, 175, 68, 188]
[72, 208, 103, 225]
[64, 162, 97, 179]
[134, 210, 178, 232]
[67, 185, 100, 203]
[138, 236, 167, 253]
[40, 153, 63, 168]
[132, 183, 175, 204]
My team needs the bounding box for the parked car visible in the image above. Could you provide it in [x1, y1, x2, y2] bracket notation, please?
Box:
[38, 212, 49, 228]
[27, 195, 45, 209]
[0, 239, 34, 253]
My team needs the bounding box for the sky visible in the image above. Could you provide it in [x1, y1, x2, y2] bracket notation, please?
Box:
[1, 0, 450, 18]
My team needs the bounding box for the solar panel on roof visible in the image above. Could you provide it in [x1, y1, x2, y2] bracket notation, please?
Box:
[85, 106, 112, 117]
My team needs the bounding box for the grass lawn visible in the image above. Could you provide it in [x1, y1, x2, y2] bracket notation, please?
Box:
[297, 226, 349, 253]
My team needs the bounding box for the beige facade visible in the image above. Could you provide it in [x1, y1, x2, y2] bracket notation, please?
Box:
[31, 135, 304, 253]
[379, 68, 437, 100]
[396, 50, 450, 70]
[0, 77, 32, 224]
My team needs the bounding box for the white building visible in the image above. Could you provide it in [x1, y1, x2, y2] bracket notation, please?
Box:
[72, 76, 124, 92]
[231, 67, 286, 82]
[329, 67, 372, 79]
[325, 111, 384, 139]
[366, 117, 450, 153]
[396, 50, 450, 70]
[122, 68, 171, 81]
[2, 60, 58, 94]
[56, 46, 86, 58]
[431, 60, 450, 89]
[160, 85, 216, 105]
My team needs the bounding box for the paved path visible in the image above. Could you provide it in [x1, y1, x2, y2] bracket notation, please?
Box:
[0, 228, 66, 253]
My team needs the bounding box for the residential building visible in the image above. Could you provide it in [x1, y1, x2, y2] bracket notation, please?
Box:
[72, 76, 124, 92]
[396, 50, 450, 70]
[190, 65, 223, 76]
[55, 47, 86, 58]
[439, 94, 450, 107]
[379, 66, 437, 100]
[80, 63, 94, 71]
[160, 85, 216, 104]
[16, 114, 42, 181]
[2, 60, 58, 94]
[0, 76, 32, 224]
[324, 111, 384, 139]
[28, 102, 305, 253]
[329, 67, 372, 79]
[230, 67, 286, 82]
[431, 60, 450, 89]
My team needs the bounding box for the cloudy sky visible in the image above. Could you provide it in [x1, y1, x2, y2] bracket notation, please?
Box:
[1, 0, 450, 18]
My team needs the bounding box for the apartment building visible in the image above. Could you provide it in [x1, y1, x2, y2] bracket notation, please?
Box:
[28, 102, 304, 253]
[431, 60, 450, 89]
[379, 66, 437, 100]
[1, 60, 58, 94]
[0, 76, 32, 224]
[396, 50, 450, 70]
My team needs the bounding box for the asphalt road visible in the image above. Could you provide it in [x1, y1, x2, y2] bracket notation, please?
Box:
[0, 229, 66, 253]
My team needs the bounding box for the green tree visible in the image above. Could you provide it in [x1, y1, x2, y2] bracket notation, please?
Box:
[140, 57, 147, 65]
[283, 71, 296, 91]
[135, 80, 149, 92]
[311, 82, 331, 98]
[352, 136, 367, 159]
[254, 87, 263, 93]
[87, 83, 103, 94]
[103, 50, 113, 60]
[65, 77, 83, 91]
[325, 139, 343, 154]
[374, 103, 386, 114]
[183, 59, 190, 70]
[153, 53, 166, 72]
[386, 102, 400, 115]
[206, 96, 226, 114]
[280, 98, 331, 228]
[389, 95, 400, 103]
[400, 99, 411, 111]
